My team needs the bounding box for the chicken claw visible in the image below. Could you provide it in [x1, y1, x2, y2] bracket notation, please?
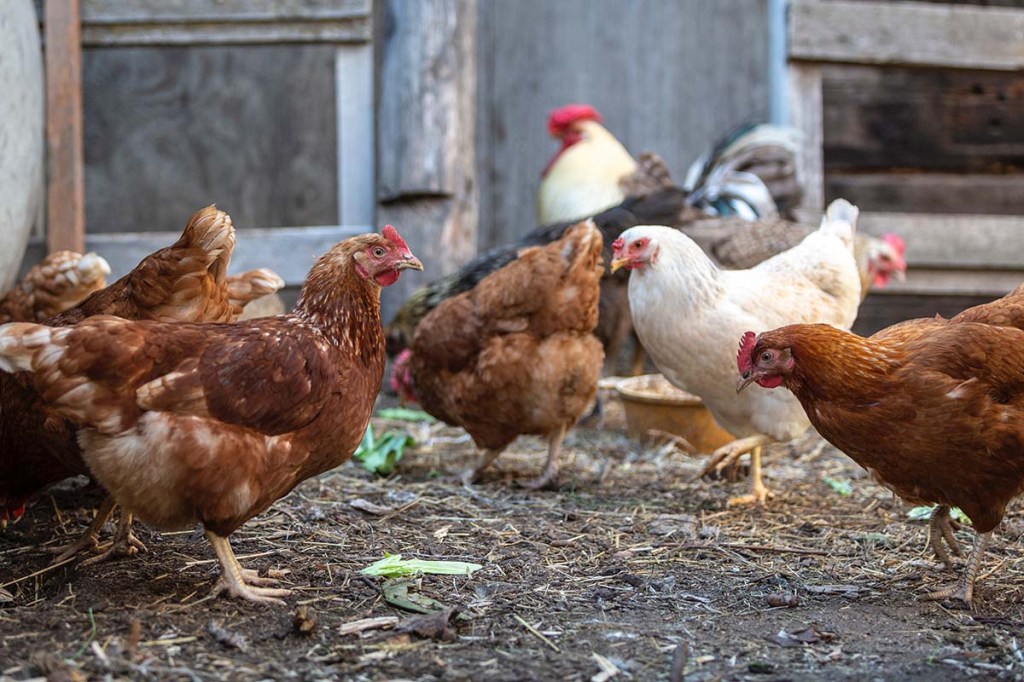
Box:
[460, 449, 503, 486]
[926, 532, 989, 608]
[80, 513, 147, 567]
[696, 436, 774, 506]
[695, 435, 771, 482]
[207, 531, 291, 606]
[49, 496, 116, 565]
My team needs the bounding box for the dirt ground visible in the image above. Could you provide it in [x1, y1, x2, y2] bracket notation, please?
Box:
[3, 390, 1024, 681]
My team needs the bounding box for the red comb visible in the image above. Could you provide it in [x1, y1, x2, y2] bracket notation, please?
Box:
[737, 331, 758, 373]
[382, 225, 408, 251]
[611, 237, 625, 253]
[882, 233, 905, 257]
[548, 104, 602, 135]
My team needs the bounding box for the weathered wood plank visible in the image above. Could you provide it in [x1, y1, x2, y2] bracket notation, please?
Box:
[822, 65, 1024, 173]
[826, 173, 1024, 216]
[789, 0, 1024, 71]
[36, 0, 372, 46]
[79, 0, 369, 22]
[21, 225, 367, 287]
[81, 46, 338, 234]
[44, 0, 86, 254]
[787, 62, 823, 213]
[477, 0, 771, 251]
[79, 20, 371, 46]
[857, 212, 1024, 269]
[336, 44, 375, 226]
[377, 0, 478, 321]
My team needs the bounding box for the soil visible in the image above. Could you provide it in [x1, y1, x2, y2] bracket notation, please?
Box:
[3, 389, 1024, 681]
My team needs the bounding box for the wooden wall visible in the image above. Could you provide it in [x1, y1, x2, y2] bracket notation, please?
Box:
[475, 0, 772, 250]
[82, 45, 339, 234]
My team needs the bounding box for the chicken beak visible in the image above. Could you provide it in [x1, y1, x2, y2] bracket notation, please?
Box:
[395, 254, 424, 272]
[736, 371, 756, 394]
[893, 268, 907, 283]
[609, 257, 630, 273]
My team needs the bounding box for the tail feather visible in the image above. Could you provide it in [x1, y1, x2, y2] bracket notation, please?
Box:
[172, 205, 235, 284]
[226, 268, 286, 307]
[684, 123, 804, 219]
[820, 199, 859, 251]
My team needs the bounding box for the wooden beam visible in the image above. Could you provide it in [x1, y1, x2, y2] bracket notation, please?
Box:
[857, 212, 1024, 269]
[39, 0, 373, 46]
[789, 0, 1024, 71]
[21, 225, 368, 287]
[44, 0, 85, 254]
[826, 173, 1024, 216]
[787, 62, 823, 213]
[376, 0, 478, 322]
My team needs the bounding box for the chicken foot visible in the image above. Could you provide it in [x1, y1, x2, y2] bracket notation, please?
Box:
[460, 448, 504, 486]
[49, 498, 146, 566]
[926, 531, 989, 608]
[726, 445, 775, 507]
[521, 424, 567, 491]
[928, 505, 964, 568]
[695, 435, 775, 506]
[207, 531, 292, 605]
[80, 511, 147, 567]
[49, 496, 115, 564]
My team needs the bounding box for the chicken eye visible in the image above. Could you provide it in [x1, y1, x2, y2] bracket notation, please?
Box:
[372, 247, 387, 258]
[760, 351, 773, 362]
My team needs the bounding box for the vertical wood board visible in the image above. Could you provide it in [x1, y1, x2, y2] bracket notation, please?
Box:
[476, 0, 771, 250]
[45, 0, 86, 253]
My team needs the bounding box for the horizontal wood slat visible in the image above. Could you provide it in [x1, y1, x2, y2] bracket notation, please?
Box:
[37, 0, 371, 45]
[789, 0, 1024, 71]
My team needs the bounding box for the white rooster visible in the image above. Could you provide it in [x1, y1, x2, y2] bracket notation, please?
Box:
[610, 199, 863, 505]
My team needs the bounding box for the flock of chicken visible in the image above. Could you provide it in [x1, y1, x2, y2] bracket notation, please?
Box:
[0, 103, 1018, 610]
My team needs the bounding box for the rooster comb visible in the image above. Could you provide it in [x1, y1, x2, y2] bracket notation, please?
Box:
[611, 237, 625, 252]
[737, 331, 758, 374]
[548, 104, 602, 134]
[382, 225, 409, 251]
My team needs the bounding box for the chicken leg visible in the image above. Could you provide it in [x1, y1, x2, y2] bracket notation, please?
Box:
[49, 496, 116, 564]
[50, 497, 147, 566]
[928, 505, 964, 568]
[726, 445, 775, 507]
[521, 424, 567, 490]
[926, 532, 989, 607]
[696, 435, 775, 506]
[461, 448, 504, 486]
[80, 511, 147, 567]
[206, 531, 292, 605]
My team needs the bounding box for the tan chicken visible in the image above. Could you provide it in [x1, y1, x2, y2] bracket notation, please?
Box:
[0, 226, 421, 605]
[0, 250, 111, 323]
[393, 221, 605, 488]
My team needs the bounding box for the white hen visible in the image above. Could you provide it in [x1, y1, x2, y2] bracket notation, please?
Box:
[611, 199, 862, 505]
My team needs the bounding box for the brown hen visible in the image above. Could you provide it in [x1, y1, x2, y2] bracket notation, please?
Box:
[0, 207, 282, 565]
[0, 226, 421, 605]
[400, 221, 604, 489]
[738, 284, 1024, 605]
